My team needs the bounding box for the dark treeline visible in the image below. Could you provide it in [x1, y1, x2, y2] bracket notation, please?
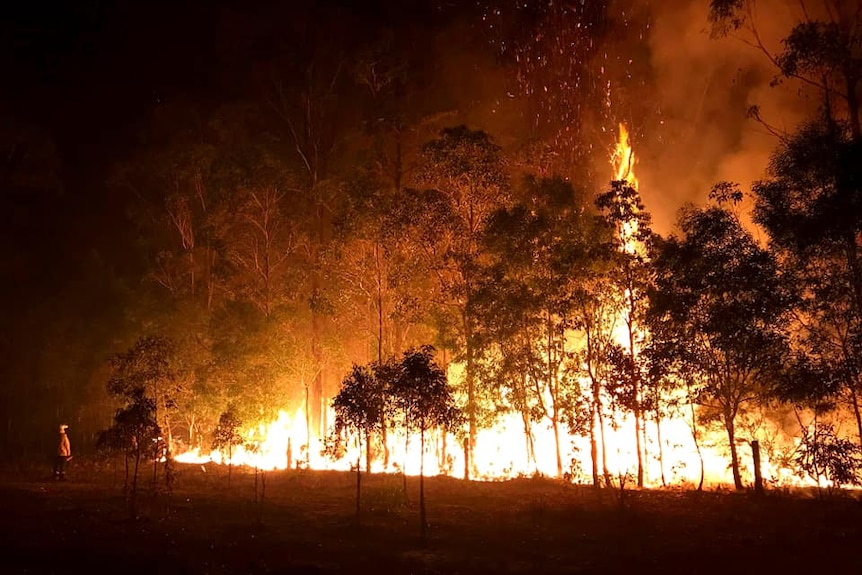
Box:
[1, 0, 861, 490]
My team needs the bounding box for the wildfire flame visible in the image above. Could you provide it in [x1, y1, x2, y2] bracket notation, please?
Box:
[174, 123, 825, 490]
[612, 123, 638, 188]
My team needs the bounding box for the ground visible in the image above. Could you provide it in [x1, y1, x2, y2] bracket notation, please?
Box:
[1, 459, 861, 574]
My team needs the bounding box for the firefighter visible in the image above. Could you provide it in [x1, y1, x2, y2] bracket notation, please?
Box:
[54, 424, 71, 480]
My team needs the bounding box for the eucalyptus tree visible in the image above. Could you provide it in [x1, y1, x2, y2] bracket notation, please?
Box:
[473, 176, 605, 478]
[401, 126, 509, 479]
[709, 0, 862, 137]
[752, 118, 862, 445]
[650, 199, 791, 489]
[596, 180, 655, 487]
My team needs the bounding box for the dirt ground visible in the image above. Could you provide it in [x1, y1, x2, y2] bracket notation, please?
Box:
[1, 459, 861, 575]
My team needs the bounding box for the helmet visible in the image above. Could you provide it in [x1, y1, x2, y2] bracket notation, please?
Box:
[59, 424, 68, 433]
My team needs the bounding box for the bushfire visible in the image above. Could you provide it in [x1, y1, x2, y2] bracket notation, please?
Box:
[175, 125, 819, 489]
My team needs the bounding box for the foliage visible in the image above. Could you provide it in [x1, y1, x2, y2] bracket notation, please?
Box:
[795, 422, 862, 489]
[212, 405, 245, 456]
[650, 202, 791, 489]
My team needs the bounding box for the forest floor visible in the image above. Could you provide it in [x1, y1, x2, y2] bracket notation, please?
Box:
[1, 459, 861, 574]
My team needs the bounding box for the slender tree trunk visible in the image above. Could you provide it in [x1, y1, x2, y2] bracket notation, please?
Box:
[403, 417, 410, 497]
[627, 315, 644, 488]
[592, 379, 611, 486]
[305, 383, 311, 467]
[356, 432, 362, 524]
[589, 402, 600, 488]
[846, 74, 860, 140]
[520, 372, 536, 472]
[725, 411, 744, 490]
[375, 243, 390, 468]
[688, 392, 704, 491]
[551, 413, 563, 478]
[420, 426, 427, 540]
[227, 443, 233, 487]
[655, 415, 666, 487]
[850, 385, 862, 450]
[464, 318, 476, 480]
[132, 448, 141, 516]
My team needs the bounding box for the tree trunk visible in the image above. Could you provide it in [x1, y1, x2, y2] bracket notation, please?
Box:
[655, 415, 667, 487]
[464, 320, 476, 480]
[131, 448, 141, 516]
[846, 73, 860, 139]
[589, 402, 600, 488]
[520, 372, 536, 473]
[751, 439, 764, 496]
[725, 414, 744, 490]
[689, 399, 704, 491]
[311, 310, 323, 446]
[592, 380, 611, 486]
[850, 385, 862, 450]
[420, 426, 427, 540]
[356, 433, 362, 524]
[626, 314, 644, 488]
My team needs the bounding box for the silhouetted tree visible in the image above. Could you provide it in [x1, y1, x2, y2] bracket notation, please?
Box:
[99, 388, 160, 516]
[391, 345, 461, 539]
[331, 363, 387, 523]
[212, 404, 245, 486]
[651, 200, 791, 489]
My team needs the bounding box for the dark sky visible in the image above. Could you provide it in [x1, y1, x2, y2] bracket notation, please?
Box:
[1, 1, 449, 186]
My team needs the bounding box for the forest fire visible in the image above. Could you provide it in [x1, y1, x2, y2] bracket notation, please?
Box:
[172, 124, 818, 490]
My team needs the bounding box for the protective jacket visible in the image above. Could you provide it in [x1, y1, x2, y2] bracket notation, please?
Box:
[58, 432, 71, 457]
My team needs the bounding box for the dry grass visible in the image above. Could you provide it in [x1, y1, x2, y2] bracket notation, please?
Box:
[2, 458, 861, 574]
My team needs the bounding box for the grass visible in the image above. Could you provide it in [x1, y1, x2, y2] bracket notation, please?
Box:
[2, 458, 861, 574]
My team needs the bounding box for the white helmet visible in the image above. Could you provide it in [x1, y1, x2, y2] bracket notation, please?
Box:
[59, 424, 68, 433]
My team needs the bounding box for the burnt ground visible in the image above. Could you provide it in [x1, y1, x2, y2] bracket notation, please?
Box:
[1, 459, 861, 575]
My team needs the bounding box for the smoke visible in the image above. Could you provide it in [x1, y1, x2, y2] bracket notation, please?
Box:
[639, 0, 815, 234]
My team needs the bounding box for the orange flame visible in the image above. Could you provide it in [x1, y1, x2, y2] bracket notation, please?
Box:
[612, 123, 638, 188]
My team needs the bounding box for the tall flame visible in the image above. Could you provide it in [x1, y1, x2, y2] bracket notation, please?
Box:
[612, 123, 638, 188]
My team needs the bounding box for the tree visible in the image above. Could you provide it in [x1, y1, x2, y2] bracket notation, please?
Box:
[212, 405, 245, 486]
[404, 125, 508, 479]
[596, 180, 655, 487]
[752, 118, 862, 446]
[709, 0, 861, 137]
[473, 176, 605, 479]
[330, 363, 387, 523]
[390, 345, 461, 539]
[795, 420, 862, 493]
[108, 335, 180, 482]
[650, 200, 791, 490]
[99, 387, 161, 516]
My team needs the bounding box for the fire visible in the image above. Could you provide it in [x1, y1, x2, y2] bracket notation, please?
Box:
[172, 123, 829, 491]
[612, 123, 638, 187]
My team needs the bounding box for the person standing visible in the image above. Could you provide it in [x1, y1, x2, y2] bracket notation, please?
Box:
[54, 424, 71, 480]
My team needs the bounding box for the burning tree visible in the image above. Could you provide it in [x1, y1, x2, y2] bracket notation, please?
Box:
[390, 345, 461, 539]
[596, 177, 655, 487]
[650, 199, 791, 490]
[330, 363, 388, 523]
